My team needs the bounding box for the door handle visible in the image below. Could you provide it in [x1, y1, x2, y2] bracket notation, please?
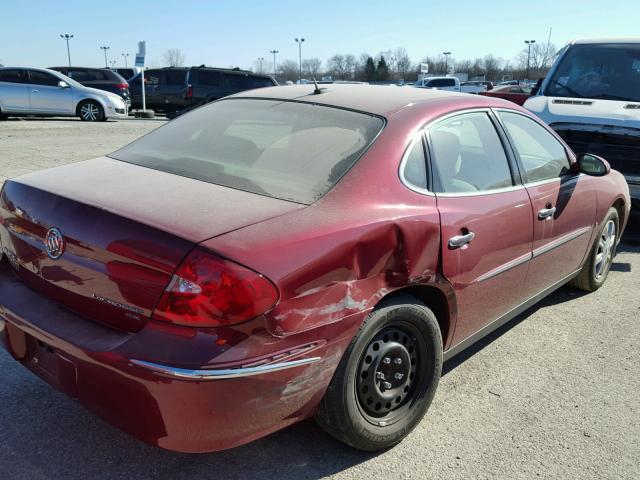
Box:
[31, 89, 39, 93]
[538, 207, 557, 220]
[448, 232, 475, 249]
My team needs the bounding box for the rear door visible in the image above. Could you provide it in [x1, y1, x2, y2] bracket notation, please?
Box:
[428, 110, 533, 346]
[495, 110, 596, 297]
[142, 69, 162, 107]
[0, 69, 30, 112]
[157, 69, 187, 108]
[27, 70, 72, 114]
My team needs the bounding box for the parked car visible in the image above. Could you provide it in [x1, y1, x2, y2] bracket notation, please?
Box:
[0, 85, 629, 454]
[498, 79, 520, 86]
[129, 66, 277, 117]
[524, 37, 640, 225]
[49, 66, 130, 104]
[480, 85, 532, 105]
[114, 67, 141, 81]
[414, 76, 461, 92]
[460, 81, 487, 94]
[0, 67, 127, 121]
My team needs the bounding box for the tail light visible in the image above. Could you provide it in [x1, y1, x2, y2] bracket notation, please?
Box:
[185, 84, 193, 99]
[116, 83, 129, 90]
[152, 248, 278, 327]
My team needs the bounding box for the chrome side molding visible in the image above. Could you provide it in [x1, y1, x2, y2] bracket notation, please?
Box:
[131, 356, 321, 380]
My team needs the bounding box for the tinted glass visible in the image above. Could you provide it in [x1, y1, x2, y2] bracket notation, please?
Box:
[117, 69, 134, 80]
[164, 69, 186, 85]
[402, 139, 428, 189]
[198, 70, 222, 86]
[546, 43, 640, 102]
[429, 112, 512, 193]
[144, 70, 161, 85]
[109, 99, 384, 204]
[429, 78, 455, 87]
[28, 70, 59, 86]
[0, 69, 26, 83]
[497, 111, 570, 183]
[224, 74, 248, 89]
[247, 76, 275, 89]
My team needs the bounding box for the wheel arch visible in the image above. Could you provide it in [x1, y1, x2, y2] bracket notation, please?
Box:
[375, 283, 457, 349]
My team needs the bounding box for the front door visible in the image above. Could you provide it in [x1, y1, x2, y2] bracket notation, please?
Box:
[494, 110, 596, 297]
[0, 69, 30, 112]
[27, 70, 73, 114]
[428, 110, 534, 346]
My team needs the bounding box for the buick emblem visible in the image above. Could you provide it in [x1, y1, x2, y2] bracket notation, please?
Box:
[45, 227, 65, 260]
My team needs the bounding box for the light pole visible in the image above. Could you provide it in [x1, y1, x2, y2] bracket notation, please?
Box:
[60, 34, 73, 66]
[109, 60, 117, 69]
[442, 51, 452, 75]
[525, 40, 536, 80]
[269, 50, 278, 77]
[122, 53, 129, 67]
[294, 38, 305, 83]
[99, 46, 110, 68]
[257, 57, 265, 73]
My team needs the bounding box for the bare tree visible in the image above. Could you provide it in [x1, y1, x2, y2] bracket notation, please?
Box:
[302, 57, 323, 79]
[483, 55, 503, 81]
[394, 47, 411, 80]
[278, 60, 299, 82]
[344, 54, 357, 80]
[327, 54, 348, 79]
[516, 42, 557, 73]
[163, 49, 186, 67]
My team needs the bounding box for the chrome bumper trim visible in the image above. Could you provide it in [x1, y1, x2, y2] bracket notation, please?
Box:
[131, 356, 321, 380]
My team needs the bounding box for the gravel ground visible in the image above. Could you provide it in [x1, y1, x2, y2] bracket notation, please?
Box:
[0, 118, 638, 480]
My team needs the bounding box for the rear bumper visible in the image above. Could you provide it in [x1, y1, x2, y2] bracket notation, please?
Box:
[0, 262, 337, 453]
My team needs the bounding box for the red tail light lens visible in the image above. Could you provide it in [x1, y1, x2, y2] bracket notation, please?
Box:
[116, 83, 129, 89]
[152, 248, 278, 327]
[185, 84, 193, 99]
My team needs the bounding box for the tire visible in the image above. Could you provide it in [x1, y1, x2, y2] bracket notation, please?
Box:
[77, 100, 105, 122]
[570, 207, 619, 292]
[315, 294, 443, 451]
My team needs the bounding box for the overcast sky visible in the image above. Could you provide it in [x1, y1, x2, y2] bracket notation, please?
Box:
[1, 0, 638, 70]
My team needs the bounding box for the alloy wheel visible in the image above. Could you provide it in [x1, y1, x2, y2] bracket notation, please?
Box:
[80, 103, 100, 121]
[594, 219, 616, 280]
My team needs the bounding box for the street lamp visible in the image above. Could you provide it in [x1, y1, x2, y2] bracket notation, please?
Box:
[99, 46, 110, 68]
[525, 40, 536, 80]
[122, 53, 129, 67]
[109, 60, 117, 69]
[60, 34, 74, 66]
[294, 38, 305, 83]
[442, 51, 452, 75]
[269, 50, 279, 77]
[257, 57, 265, 73]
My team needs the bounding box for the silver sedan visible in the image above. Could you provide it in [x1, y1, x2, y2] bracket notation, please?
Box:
[0, 67, 127, 121]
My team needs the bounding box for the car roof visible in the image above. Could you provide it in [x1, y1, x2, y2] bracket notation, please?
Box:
[231, 84, 515, 117]
[572, 37, 640, 45]
[50, 66, 113, 71]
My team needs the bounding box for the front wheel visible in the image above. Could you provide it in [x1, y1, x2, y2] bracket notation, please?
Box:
[78, 100, 105, 122]
[315, 294, 442, 451]
[570, 207, 619, 292]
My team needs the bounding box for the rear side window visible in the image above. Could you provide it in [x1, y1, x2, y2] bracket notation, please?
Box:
[428, 112, 512, 193]
[224, 74, 248, 89]
[109, 99, 384, 204]
[144, 70, 161, 85]
[28, 70, 59, 86]
[0, 69, 26, 83]
[164, 70, 186, 85]
[428, 78, 455, 88]
[497, 111, 570, 183]
[197, 70, 222, 86]
[402, 139, 428, 189]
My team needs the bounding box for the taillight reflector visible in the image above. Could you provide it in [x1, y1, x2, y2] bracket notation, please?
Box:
[152, 248, 278, 327]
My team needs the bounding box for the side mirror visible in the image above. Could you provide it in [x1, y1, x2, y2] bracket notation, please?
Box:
[576, 153, 610, 177]
[58, 80, 70, 88]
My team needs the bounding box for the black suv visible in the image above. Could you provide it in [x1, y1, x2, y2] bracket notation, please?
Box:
[49, 66, 130, 103]
[129, 66, 277, 117]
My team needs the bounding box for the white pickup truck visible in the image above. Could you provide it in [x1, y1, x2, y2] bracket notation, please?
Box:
[460, 81, 488, 94]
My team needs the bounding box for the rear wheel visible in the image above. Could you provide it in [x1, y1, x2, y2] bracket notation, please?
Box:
[78, 100, 104, 122]
[316, 294, 442, 451]
[570, 207, 619, 291]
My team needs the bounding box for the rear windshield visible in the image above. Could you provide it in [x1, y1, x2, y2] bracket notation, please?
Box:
[545, 43, 640, 102]
[109, 99, 384, 204]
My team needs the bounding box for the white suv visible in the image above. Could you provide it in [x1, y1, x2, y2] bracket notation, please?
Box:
[0, 67, 128, 121]
[414, 76, 461, 92]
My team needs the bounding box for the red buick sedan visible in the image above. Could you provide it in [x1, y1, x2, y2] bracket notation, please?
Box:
[480, 85, 533, 105]
[0, 85, 630, 453]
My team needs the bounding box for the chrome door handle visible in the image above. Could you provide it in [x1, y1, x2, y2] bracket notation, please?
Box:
[448, 232, 475, 249]
[31, 89, 39, 93]
[538, 207, 557, 220]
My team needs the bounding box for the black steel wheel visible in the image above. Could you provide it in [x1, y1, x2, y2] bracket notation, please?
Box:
[316, 294, 442, 451]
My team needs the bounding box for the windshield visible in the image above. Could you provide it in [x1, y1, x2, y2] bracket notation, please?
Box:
[109, 99, 384, 204]
[545, 43, 640, 102]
